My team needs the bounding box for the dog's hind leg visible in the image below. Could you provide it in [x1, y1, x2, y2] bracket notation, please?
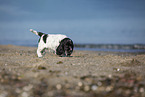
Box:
[37, 48, 43, 58]
[37, 47, 46, 57]
[41, 48, 46, 55]
[37, 42, 46, 57]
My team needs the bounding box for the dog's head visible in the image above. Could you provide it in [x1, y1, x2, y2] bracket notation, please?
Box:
[64, 39, 74, 56]
[56, 38, 74, 57]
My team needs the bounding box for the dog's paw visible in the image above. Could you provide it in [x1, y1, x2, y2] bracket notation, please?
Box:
[38, 55, 43, 58]
[37, 54, 43, 58]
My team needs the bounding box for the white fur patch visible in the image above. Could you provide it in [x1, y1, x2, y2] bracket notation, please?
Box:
[45, 34, 67, 51]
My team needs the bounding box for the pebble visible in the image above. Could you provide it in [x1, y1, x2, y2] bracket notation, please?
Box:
[91, 85, 98, 91]
[139, 87, 144, 93]
[125, 89, 131, 95]
[108, 74, 112, 78]
[56, 84, 62, 90]
[57, 61, 63, 64]
[8, 68, 11, 71]
[65, 72, 68, 75]
[65, 83, 70, 88]
[98, 87, 105, 92]
[117, 68, 120, 71]
[71, 64, 75, 66]
[113, 68, 120, 71]
[106, 86, 113, 92]
[37, 66, 46, 70]
[84, 85, 90, 92]
[78, 82, 83, 87]
[21, 92, 29, 97]
[97, 81, 102, 86]
[23, 84, 33, 91]
[15, 88, 21, 93]
[133, 87, 138, 92]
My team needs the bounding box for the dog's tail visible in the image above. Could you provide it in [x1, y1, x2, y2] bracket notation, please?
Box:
[30, 29, 44, 37]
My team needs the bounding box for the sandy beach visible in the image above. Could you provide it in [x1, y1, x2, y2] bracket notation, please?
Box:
[0, 45, 145, 97]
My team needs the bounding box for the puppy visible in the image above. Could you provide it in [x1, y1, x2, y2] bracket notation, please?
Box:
[30, 29, 74, 57]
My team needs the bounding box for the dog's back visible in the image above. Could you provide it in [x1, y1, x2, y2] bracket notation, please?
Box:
[45, 34, 67, 51]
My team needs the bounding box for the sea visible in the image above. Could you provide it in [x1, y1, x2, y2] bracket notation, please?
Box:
[1, 39, 145, 53]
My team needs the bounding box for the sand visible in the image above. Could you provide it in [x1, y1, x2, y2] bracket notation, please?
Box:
[0, 45, 145, 97]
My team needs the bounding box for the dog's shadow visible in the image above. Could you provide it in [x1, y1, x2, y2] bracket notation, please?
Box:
[59, 55, 73, 57]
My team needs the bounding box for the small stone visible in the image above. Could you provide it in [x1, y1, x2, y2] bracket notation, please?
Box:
[72, 64, 75, 66]
[97, 81, 102, 86]
[21, 92, 29, 97]
[78, 82, 83, 87]
[56, 84, 62, 90]
[139, 87, 144, 93]
[84, 85, 90, 92]
[134, 87, 138, 92]
[8, 68, 11, 71]
[23, 84, 33, 91]
[91, 85, 98, 91]
[106, 86, 113, 92]
[65, 72, 68, 75]
[113, 68, 120, 71]
[98, 87, 105, 92]
[117, 68, 120, 71]
[125, 89, 131, 95]
[65, 83, 70, 89]
[37, 66, 46, 70]
[16, 88, 21, 93]
[57, 61, 63, 64]
[108, 74, 112, 78]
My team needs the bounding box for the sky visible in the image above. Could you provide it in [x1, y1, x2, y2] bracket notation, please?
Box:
[0, 0, 145, 45]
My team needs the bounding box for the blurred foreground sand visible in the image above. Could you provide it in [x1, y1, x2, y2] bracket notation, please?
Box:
[0, 45, 145, 97]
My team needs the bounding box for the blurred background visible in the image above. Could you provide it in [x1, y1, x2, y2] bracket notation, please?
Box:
[0, 0, 145, 52]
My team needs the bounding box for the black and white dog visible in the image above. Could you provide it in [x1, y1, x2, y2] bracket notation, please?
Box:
[30, 29, 74, 57]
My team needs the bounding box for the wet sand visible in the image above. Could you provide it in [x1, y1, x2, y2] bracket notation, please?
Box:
[0, 45, 145, 97]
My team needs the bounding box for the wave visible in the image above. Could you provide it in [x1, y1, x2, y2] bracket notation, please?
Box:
[74, 44, 145, 50]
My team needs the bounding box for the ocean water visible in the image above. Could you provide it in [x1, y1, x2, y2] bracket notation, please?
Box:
[74, 46, 145, 53]
[0, 39, 145, 53]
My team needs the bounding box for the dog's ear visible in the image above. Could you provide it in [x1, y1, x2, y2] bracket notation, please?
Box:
[66, 39, 73, 45]
[43, 34, 48, 43]
[69, 40, 74, 49]
[56, 43, 64, 56]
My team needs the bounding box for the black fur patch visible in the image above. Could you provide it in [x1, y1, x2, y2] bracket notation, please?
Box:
[38, 32, 44, 37]
[38, 38, 40, 43]
[43, 34, 48, 43]
[56, 38, 74, 57]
